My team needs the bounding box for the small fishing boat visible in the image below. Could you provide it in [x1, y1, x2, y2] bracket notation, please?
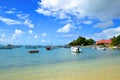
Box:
[29, 50, 39, 53]
[71, 46, 81, 53]
[46, 46, 52, 50]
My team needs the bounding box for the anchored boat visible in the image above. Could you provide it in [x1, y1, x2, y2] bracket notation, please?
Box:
[71, 46, 81, 53]
[28, 50, 39, 53]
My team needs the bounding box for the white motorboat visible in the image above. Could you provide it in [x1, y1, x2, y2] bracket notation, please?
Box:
[96, 46, 106, 50]
[71, 46, 81, 53]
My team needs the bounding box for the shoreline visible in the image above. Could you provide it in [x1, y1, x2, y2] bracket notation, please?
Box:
[0, 56, 120, 80]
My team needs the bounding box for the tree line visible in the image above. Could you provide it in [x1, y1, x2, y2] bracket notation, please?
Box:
[110, 35, 120, 46]
[68, 35, 120, 46]
[68, 36, 95, 46]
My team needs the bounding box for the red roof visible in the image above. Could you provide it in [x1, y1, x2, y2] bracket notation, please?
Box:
[96, 39, 112, 45]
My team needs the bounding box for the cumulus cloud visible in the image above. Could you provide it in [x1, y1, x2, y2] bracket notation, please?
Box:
[36, 0, 82, 18]
[12, 29, 23, 37]
[0, 16, 21, 25]
[42, 33, 47, 36]
[57, 23, 75, 33]
[36, 0, 120, 28]
[94, 26, 120, 40]
[17, 14, 34, 28]
[24, 19, 34, 28]
[36, 0, 120, 19]
[28, 30, 33, 34]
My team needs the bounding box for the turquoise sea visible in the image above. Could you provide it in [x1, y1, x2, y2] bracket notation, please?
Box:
[0, 46, 120, 80]
[0, 46, 120, 70]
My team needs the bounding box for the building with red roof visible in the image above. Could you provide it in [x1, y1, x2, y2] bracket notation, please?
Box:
[96, 39, 112, 45]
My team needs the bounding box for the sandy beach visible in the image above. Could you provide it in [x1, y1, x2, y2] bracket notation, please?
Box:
[1, 56, 120, 80]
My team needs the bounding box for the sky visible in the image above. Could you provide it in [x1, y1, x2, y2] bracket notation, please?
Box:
[0, 0, 120, 45]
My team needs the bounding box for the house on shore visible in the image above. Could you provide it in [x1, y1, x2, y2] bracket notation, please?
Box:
[96, 39, 112, 45]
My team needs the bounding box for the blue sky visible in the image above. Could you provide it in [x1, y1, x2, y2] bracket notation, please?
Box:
[0, 0, 120, 45]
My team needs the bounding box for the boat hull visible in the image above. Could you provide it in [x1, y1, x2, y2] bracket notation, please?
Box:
[29, 50, 39, 53]
[71, 47, 81, 53]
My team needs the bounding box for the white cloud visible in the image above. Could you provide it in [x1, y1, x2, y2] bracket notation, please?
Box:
[28, 30, 33, 34]
[34, 35, 38, 39]
[94, 20, 114, 28]
[17, 14, 29, 19]
[12, 29, 23, 37]
[42, 33, 47, 36]
[36, 0, 81, 18]
[0, 16, 21, 25]
[5, 10, 15, 14]
[1, 34, 5, 37]
[36, 8, 51, 16]
[0, 7, 34, 28]
[24, 19, 34, 28]
[94, 26, 120, 40]
[82, 20, 92, 25]
[57, 23, 75, 33]
[36, 0, 120, 28]
[0, 16, 34, 28]
[4, 8, 16, 14]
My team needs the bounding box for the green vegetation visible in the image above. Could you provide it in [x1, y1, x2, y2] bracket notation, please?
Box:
[68, 36, 95, 46]
[110, 35, 120, 46]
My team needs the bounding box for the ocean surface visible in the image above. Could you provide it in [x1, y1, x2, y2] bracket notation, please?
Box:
[0, 46, 120, 80]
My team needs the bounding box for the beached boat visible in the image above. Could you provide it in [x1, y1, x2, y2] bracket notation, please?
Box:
[28, 50, 39, 53]
[71, 46, 81, 53]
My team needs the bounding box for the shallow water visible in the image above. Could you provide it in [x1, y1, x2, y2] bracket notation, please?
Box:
[0, 47, 120, 80]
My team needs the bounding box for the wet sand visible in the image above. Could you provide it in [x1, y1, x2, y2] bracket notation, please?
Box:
[0, 56, 120, 80]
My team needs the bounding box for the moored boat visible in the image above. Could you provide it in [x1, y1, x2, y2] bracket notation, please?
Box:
[28, 50, 39, 53]
[71, 46, 81, 53]
[96, 46, 106, 50]
[46, 46, 52, 50]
